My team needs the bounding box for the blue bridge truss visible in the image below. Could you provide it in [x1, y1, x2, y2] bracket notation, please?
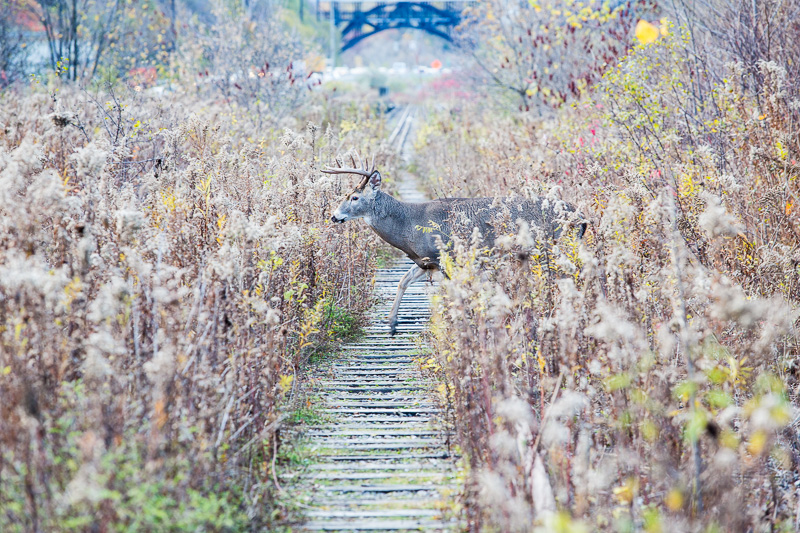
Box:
[316, 1, 473, 52]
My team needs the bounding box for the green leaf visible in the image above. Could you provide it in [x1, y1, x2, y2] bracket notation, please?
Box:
[707, 389, 732, 409]
[604, 372, 632, 391]
[684, 409, 707, 443]
[673, 380, 697, 401]
[706, 366, 728, 385]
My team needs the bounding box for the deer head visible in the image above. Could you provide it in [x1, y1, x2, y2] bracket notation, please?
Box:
[323, 153, 382, 224]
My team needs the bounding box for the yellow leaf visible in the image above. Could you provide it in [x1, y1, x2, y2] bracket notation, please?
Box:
[279, 374, 294, 394]
[659, 18, 670, 36]
[720, 429, 739, 449]
[747, 430, 768, 455]
[2, 366, 11, 375]
[613, 479, 635, 504]
[635, 20, 659, 44]
[665, 488, 683, 511]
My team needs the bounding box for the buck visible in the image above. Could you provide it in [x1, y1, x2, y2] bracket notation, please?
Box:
[324, 155, 586, 336]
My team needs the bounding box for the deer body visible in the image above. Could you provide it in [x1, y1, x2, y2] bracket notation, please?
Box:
[326, 161, 584, 335]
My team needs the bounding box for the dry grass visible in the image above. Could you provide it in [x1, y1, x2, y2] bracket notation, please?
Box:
[2, 0, 800, 530]
[416, 23, 800, 533]
[0, 82, 396, 530]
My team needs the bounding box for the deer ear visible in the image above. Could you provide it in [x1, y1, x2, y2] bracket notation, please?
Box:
[369, 171, 382, 190]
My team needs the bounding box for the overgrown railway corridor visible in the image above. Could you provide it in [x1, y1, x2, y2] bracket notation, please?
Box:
[283, 114, 465, 531]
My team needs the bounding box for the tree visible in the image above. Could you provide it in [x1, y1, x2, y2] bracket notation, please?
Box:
[186, 0, 318, 127]
[31, 0, 173, 82]
[662, 0, 800, 120]
[457, 0, 643, 113]
[32, 0, 116, 80]
[0, 0, 29, 86]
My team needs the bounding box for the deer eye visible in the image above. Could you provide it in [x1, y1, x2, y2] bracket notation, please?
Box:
[351, 196, 359, 201]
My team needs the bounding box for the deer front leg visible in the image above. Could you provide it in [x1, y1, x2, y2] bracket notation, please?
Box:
[388, 264, 429, 336]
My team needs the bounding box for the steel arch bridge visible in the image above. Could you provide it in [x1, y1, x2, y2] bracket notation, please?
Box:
[316, 1, 473, 52]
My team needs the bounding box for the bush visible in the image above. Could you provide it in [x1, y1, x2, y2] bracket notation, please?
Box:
[416, 20, 799, 532]
[0, 80, 393, 530]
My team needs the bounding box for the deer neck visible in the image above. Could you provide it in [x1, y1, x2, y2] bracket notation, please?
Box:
[365, 191, 416, 251]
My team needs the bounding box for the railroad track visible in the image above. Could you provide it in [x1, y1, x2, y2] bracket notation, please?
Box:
[386, 105, 416, 156]
[285, 106, 463, 532]
[387, 105, 426, 202]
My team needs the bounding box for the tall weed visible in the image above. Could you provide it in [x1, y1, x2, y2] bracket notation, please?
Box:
[0, 81, 392, 530]
[417, 24, 799, 532]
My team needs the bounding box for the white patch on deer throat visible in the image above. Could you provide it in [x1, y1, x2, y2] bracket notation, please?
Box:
[363, 216, 373, 226]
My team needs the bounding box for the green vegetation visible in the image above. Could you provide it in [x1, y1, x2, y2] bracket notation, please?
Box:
[1, 382, 250, 532]
[324, 299, 364, 341]
[287, 401, 332, 426]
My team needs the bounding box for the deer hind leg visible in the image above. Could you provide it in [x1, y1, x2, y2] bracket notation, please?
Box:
[388, 264, 429, 336]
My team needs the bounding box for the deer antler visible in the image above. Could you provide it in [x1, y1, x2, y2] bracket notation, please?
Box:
[322, 152, 377, 190]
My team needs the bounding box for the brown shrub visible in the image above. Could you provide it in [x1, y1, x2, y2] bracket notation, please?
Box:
[417, 22, 799, 532]
[0, 82, 393, 530]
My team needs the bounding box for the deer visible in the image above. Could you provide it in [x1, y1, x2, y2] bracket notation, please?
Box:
[323, 154, 587, 336]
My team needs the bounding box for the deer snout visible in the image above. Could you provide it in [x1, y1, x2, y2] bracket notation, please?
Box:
[331, 215, 345, 223]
